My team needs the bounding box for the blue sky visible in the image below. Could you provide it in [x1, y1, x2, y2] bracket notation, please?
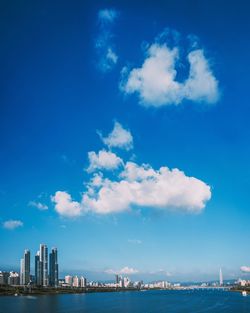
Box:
[1, 0, 250, 282]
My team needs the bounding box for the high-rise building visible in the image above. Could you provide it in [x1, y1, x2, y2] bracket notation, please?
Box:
[119, 276, 124, 288]
[35, 251, 42, 286]
[20, 249, 30, 285]
[49, 247, 59, 287]
[40, 244, 48, 286]
[115, 274, 119, 285]
[24, 250, 30, 285]
[80, 276, 87, 287]
[219, 268, 223, 286]
[20, 258, 24, 285]
[124, 276, 131, 288]
[65, 275, 73, 286]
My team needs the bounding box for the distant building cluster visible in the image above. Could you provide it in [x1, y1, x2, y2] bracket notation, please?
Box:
[237, 279, 250, 287]
[0, 244, 58, 287]
[60, 274, 174, 290]
[61, 275, 87, 288]
[102, 275, 143, 289]
[144, 281, 174, 289]
[0, 271, 20, 286]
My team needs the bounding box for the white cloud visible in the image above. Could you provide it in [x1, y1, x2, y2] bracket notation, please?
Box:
[28, 201, 48, 211]
[98, 9, 118, 24]
[96, 9, 118, 72]
[52, 123, 211, 218]
[149, 269, 172, 277]
[128, 239, 142, 244]
[51, 191, 81, 218]
[82, 161, 211, 215]
[240, 266, 250, 273]
[106, 48, 118, 65]
[121, 44, 182, 106]
[53, 160, 211, 217]
[121, 40, 219, 107]
[100, 121, 133, 150]
[105, 266, 139, 275]
[184, 49, 219, 103]
[87, 149, 123, 172]
[3, 220, 23, 230]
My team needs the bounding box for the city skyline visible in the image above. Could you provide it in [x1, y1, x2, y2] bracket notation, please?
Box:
[0, 243, 248, 284]
[0, 243, 232, 286]
[18, 244, 59, 287]
[1, 0, 250, 282]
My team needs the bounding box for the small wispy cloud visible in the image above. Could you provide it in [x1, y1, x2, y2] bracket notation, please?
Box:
[149, 269, 172, 277]
[29, 201, 48, 211]
[98, 9, 118, 24]
[105, 266, 139, 275]
[86, 149, 123, 173]
[240, 266, 250, 273]
[95, 8, 119, 72]
[128, 239, 142, 244]
[61, 154, 75, 166]
[3, 220, 23, 230]
[98, 121, 133, 151]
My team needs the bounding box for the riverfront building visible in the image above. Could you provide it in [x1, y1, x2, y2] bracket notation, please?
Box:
[20, 249, 30, 285]
[49, 248, 59, 287]
[40, 244, 49, 286]
[8, 271, 20, 285]
[80, 276, 87, 287]
[35, 251, 42, 286]
[18, 244, 59, 287]
[65, 275, 73, 286]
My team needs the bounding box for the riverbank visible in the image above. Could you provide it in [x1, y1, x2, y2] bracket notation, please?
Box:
[230, 286, 250, 294]
[0, 285, 140, 296]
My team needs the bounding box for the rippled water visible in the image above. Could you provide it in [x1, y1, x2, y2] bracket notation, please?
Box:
[0, 290, 250, 313]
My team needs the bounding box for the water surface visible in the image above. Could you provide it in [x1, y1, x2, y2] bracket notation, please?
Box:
[0, 290, 250, 313]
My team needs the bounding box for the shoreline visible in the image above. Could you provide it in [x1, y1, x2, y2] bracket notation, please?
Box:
[1, 286, 249, 297]
[0, 286, 141, 296]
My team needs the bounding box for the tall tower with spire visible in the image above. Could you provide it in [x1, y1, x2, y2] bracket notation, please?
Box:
[219, 268, 223, 286]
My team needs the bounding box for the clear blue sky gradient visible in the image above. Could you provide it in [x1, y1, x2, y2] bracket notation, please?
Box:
[1, 0, 250, 281]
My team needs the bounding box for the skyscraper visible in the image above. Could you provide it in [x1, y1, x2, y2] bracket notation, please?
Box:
[20, 258, 24, 285]
[115, 274, 119, 285]
[35, 251, 42, 286]
[40, 244, 48, 286]
[24, 250, 30, 285]
[49, 247, 59, 287]
[20, 249, 30, 285]
[219, 268, 223, 286]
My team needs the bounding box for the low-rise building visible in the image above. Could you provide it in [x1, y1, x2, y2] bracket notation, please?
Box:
[8, 271, 20, 285]
[65, 275, 73, 286]
[0, 271, 9, 285]
[72, 276, 79, 287]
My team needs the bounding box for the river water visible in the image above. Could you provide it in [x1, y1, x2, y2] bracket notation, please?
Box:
[0, 289, 250, 313]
